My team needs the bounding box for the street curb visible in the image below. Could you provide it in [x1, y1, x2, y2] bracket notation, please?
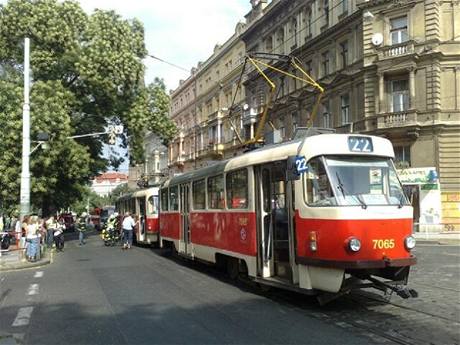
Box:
[416, 240, 460, 245]
[0, 253, 52, 272]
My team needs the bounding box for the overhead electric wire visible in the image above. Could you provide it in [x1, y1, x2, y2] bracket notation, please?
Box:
[147, 54, 189, 73]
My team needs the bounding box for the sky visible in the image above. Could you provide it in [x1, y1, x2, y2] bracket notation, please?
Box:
[0, 0, 252, 172]
[78, 0, 250, 91]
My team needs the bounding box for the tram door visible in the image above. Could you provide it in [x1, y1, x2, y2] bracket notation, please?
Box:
[137, 197, 146, 241]
[255, 161, 293, 281]
[179, 183, 192, 256]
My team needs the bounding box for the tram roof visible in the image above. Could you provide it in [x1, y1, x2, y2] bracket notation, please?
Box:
[164, 133, 394, 187]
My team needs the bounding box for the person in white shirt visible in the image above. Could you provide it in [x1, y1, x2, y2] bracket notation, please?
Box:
[122, 212, 137, 249]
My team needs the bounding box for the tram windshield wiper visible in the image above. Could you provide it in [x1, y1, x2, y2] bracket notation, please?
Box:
[335, 172, 367, 209]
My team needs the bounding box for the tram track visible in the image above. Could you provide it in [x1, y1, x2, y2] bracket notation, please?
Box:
[352, 290, 460, 323]
[261, 286, 458, 345]
[409, 281, 460, 293]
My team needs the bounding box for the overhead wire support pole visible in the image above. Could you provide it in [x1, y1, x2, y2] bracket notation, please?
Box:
[227, 57, 249, 145]
[246, 55, 276, 145]
[246, 53, 325, 133]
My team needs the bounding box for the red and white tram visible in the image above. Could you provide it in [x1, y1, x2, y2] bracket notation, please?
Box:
[159, 130, 417, 301]
[115, 187, 160, 245]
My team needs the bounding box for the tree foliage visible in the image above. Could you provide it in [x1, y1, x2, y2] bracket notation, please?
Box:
[0, 0, 176, 215]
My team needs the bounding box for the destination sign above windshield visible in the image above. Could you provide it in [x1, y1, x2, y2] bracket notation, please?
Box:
[348, 136, 373, 153]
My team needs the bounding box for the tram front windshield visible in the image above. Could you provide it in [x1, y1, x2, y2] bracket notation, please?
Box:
[305, 156, 409, 207]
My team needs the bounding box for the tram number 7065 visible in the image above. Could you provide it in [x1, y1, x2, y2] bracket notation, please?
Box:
[373, 239, 395, 249]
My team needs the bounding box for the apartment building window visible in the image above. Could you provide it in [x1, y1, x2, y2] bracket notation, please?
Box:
[276, 28, 284, 53]
[305, 60, 313, 77]
[265, 36, 273, 52]
[322, 102, 331, 128]
[324, 0, 330, 27]
[280, 125, 286, 139]
[304, 8, 312, 38]
[390, 16, 408, 45]
[390, 79, 409, 112]
[341, 0, 348, 14]
[341, 94, 350, 124]
[339, 41, 348, 68]
[291, 18, 298, 49]
[321, 51, 330, 77]
[394, 146, 411, 166]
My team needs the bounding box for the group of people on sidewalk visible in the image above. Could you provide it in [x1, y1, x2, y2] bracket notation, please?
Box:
[22, 215, 67, 261]
[0, 212, 90, 262]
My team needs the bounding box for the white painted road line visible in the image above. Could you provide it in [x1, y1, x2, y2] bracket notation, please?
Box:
[34, 271, 44, 278]
[27, 284, 39, 296]
[12, 306, 34, 327]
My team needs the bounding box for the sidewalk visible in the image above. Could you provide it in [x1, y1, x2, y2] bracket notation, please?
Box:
[0, 247, 51, 271]
[414, 231, 460, 245]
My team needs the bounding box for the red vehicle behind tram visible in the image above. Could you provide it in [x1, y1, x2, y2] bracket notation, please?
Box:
[159, 131, 417, 302]
[115, 187, 160, 245]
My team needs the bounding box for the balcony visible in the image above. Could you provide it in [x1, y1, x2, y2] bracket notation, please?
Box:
[208, 109, 225, 123]
[377, 110, 418, 129]
[242, 107, 261, 125]
[335, 123, 354, 134]
[377, 41, 415, 60]
[197, 142, 224, 159]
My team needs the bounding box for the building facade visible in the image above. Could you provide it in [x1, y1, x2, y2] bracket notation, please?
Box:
[91, 172, 128, 197]
[129, 131, 168, 189]
[167, 0, 460, 229]
[168, 0, 269, 174]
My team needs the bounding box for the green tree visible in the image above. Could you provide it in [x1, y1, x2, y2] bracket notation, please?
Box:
[0, 0, 176, 215]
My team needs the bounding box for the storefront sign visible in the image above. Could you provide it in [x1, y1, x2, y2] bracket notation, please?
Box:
[397, 167, 438, 185]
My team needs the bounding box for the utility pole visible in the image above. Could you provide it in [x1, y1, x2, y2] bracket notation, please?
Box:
[19, 37, 30, 219]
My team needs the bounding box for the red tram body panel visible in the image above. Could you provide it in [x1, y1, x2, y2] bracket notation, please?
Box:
[189, 212, 257, 257]
[295, 214, 414, 266]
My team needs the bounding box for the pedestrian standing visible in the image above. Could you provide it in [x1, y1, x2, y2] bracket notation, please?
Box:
[122, 212, 136, 250]
[77, 213, 87, 245]
[26, 216, 40, 262]
[45, 216, 57, 248]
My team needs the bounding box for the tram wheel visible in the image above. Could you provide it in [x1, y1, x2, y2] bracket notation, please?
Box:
[227, 257, 239, 280]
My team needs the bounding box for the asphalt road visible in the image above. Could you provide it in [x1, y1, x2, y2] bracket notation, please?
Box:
[0, 232, 370, 345]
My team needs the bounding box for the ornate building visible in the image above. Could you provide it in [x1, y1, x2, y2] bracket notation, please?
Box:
[167, 0, 460, 229]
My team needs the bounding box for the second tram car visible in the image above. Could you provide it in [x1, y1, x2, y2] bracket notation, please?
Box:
[115, 187, 160, 245]
[159, 131, 417, 301]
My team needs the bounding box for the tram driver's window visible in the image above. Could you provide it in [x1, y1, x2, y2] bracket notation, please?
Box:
[305, 157, 336, 206]
[208, 175, 225, 209]
[169, 186, 179, 211]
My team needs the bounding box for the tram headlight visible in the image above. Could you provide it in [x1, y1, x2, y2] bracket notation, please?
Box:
[405, 235, 416, 250]
[347, 238, 361, 252]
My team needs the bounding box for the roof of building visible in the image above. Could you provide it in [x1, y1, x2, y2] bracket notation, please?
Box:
[93, 172, 128, 183]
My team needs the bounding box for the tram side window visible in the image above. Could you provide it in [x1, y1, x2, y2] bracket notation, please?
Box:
[226, 169, 248, 209]
[169, 186, 179, 211]
[208, 175, 225, 209]
[193, 179, 206, 210]
[148, 195, 159, 215]
[160, 189, 169, 211]
[304, 157, 337, 206]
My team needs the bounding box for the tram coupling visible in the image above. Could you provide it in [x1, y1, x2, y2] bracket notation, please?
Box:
[366, 276, 419, 299]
